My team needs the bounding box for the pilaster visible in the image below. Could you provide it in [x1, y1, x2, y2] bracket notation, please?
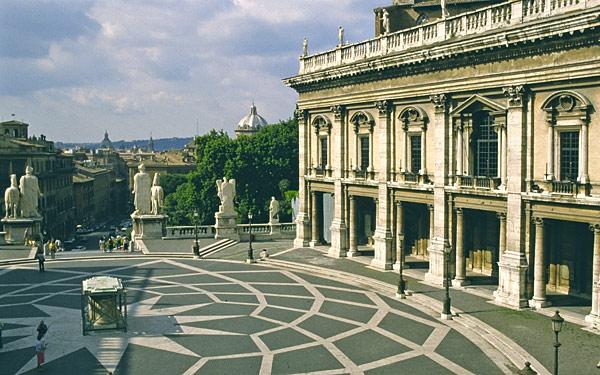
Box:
[494, 85, 529, 308]
[328, 105, 349, 257]
[372, 100, 393, 270]
[425, 94, 451, 285]
[294, 108, 311, 248]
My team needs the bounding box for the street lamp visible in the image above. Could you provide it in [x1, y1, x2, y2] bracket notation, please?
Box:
[246, 212, 255, 263]
[551, 310, 564, 375]
[192, 210, 200, 258]
[441, 245, 452, 320]
[396, 236, 406, 299]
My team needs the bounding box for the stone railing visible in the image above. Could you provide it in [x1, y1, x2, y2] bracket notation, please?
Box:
[456, 175, 502, 190]
[532, 179, 590, 196]
[299, 0, 590, 74]
[165, 222, 296, 240]
[166, 225, 215, 239]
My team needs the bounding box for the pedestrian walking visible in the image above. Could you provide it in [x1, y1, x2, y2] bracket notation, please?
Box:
[99, 237, 105, 252]
[35, 334, 46, 368]
[55, 239, 62, 252]
[49, 239, 56, 260]
[35, 244, 45, 272]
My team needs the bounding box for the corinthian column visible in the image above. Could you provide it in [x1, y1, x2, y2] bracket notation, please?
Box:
[453, 208, 469, 286]
[348, 195, 358, 257]
[294, 108, 311, 247]
[394, 201, 405, 270]
[309, 191, 319, 247]
[328, 105, 348, 257]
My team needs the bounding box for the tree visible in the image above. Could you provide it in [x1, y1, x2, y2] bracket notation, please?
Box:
[163, 118, 298, 225]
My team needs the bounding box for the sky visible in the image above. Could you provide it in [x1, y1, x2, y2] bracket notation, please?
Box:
[0, 0, 384, 142]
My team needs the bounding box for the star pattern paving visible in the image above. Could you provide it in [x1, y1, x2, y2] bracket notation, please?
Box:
[0, 258, 504, 374]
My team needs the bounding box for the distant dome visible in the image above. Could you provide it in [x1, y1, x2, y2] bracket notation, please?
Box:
[235, 103, 267, 137]
[99, 130, 113, 150]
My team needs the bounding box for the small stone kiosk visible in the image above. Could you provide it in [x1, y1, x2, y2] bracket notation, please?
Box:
[81, 276, 127, 335]
[130, 165, 167, 242]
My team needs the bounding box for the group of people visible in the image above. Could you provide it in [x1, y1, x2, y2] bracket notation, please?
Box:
[99, 235, 129, 252]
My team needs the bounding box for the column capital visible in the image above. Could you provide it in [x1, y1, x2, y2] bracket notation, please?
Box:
[396, 200, 403, 208]
[294, 106, 308, 123]
[311, 190, 318, 197]
[330, 105, 346, 121]
[497, 212, 507, 221]
[532, 216, 544, 226]
[430, 94, 450, 113]
[427, 204, 434, 212]
[590, 223, 600, 233]
[455, 207, 463, 215]
[503, 85, 527, 107]
[375, 100, 391, 116]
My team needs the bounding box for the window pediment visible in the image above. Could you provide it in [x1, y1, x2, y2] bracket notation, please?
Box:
[350, 111, 375, 133]
[312, 114, 332, 134]
[399, 106, 428, 131]
[542, 91, 592, 126]
[450, 94, 506, 117]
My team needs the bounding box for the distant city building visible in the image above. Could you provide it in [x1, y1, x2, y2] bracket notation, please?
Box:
[0, 119, 75, 239]
[99, 130, 114, 150]
[235, 103, 268, 137]
[119, 150, 195, 191]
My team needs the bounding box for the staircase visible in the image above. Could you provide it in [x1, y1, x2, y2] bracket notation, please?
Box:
[198, 238, 237, 258]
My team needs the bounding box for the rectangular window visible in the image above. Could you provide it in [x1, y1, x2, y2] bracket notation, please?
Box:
[560, 131, 579, 181]
[410, 135, 422, 173]
[360, 136, 370, 170]
[320, 137, 328, 168]
[474, 113, 498, 177]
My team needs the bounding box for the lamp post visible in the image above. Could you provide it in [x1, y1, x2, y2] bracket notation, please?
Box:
[396, 236, 406, 299]
[551, 310, 564, 375]
[246, 212, 255, 263]
[441, 245, 452, 320]
[192, 210, 200, 258]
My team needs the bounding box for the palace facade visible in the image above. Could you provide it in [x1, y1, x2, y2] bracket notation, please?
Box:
[284, 0, 600, 328]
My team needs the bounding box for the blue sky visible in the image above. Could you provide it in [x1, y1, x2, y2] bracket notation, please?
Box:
[0, 0, 383, 142]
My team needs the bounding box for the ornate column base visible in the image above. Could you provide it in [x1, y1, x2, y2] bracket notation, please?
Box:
[131, 214, 168, 240]
[493, 251, 530, 308]
[584, 282, 600, 329]
[393, 261, 410, 271]
[293, 212, 311, 248]
[371, 229, 393, 270]
[214, 212, 239, 241]
[452, 278, 471, 287]
[529, 298, 551, 309]
[328, 219, 348, 258]
[424, 239, 449, 286]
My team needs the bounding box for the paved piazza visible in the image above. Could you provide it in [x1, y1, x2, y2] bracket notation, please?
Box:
[0, 258, 506, 374]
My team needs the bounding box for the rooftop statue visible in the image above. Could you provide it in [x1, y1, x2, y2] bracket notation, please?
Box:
[133, 163, 151, 215]
[382, 9, 390, 34]
[302, 37, 309, 56]
[216, 177, 236, 215]
[338, 26, 344, 46]
[4, 174, 19, 218]
[150, 173, 164, 215]
[19, 166, 42, 218]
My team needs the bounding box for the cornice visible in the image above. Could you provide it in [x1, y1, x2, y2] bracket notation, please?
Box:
[283, 8, 600, 93]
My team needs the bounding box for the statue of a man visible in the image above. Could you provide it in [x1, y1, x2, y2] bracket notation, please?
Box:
[19, 166, 42, 218]
[150, 173, 164, 215]
[382, 10, 390, 34]
[338, 26, 344, 46]
[269, 196, 280, 224]
[132, 163, 151, 215]
[4, 174, 20, 218]
[302, 37, 309, 56]
[216, 178, 236, 215]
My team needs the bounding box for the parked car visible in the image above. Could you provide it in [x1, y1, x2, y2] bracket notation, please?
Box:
[73, 245, 86, 251]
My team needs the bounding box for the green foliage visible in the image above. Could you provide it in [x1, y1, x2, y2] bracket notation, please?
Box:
[164, 119, 298, 225]
[158, 174, 188, 196]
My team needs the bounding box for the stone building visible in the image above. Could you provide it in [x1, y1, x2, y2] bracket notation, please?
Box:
[0, 120, 75, 239]
[73, 164, 113, 225]
[235, 103, 268, 138]
[121, 150, 195, 191]
[285, 0, 600, 328]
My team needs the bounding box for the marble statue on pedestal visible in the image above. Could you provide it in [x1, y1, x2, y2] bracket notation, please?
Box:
[269, 196, 280, 224]
[302, 37, 308, 56]
[4, 174, 19, 218]
[19, 166, 42, 218]
[133, 163, 151, 215]
[150, 174, 164, 215]
[216, 178, 236, 215]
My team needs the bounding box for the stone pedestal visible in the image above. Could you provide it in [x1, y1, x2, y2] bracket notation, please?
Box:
[215, 212, 239, 241]
[494, 251, 529, 308]
[1, 217, 41, 245]
[269, 223, 282, 240]
[131, 214, 167, 240]
[293, 212, 310, 248]
[584, 281, 600, 329]
[424, 239, 449, 286]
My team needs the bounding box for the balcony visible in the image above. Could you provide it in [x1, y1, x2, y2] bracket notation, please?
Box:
[313, 165, 332, 178]
[295, 0, 595, 75]
[352, 168, 376, 181]
[456, 175, 501, 190]
[533, 179, 590, 196]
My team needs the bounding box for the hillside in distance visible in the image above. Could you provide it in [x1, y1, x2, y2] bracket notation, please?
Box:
[56, 137, 194, 152]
